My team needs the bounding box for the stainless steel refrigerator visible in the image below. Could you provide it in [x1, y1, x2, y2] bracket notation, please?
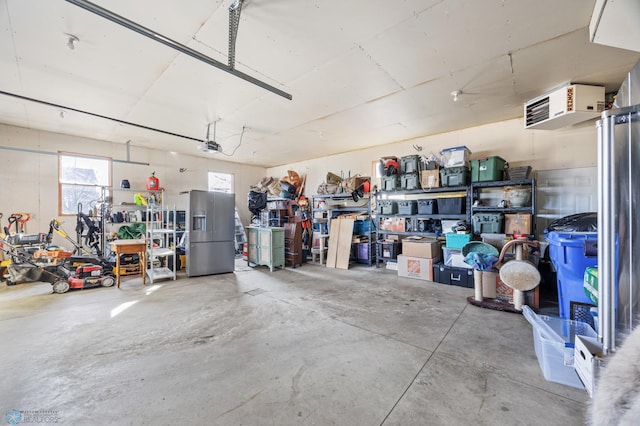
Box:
[597, 58, 640, 352]
[185, 190, 236, 276]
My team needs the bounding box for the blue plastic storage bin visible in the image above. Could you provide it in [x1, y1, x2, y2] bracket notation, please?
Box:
[546, 231, 598, 319]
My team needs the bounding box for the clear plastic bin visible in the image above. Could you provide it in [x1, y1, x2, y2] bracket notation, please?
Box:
[441, 146, 471, 168]
[522, 306, 596, 389]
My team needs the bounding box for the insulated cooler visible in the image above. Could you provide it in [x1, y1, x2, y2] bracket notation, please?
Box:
[472, 213, 504, 234]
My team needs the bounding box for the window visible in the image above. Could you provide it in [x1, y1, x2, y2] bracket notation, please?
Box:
[208, 172, 234, 193]
[59, 152, 111, 215]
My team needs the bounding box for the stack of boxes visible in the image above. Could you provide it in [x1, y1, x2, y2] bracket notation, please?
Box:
[397, 237, 442, 281]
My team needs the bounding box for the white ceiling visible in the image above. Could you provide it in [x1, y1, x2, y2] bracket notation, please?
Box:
[1, 0, 638, 167]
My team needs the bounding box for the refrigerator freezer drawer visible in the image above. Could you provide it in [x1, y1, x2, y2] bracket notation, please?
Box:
[186, 241, 235, 276]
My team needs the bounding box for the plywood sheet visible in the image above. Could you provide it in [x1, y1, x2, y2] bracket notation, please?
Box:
[325, 219, 341, 268]
[335, 219, 355, 270]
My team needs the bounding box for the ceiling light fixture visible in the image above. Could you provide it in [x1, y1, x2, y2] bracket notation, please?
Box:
[65, 33, 79, 50]
[451, 90, 462, 102]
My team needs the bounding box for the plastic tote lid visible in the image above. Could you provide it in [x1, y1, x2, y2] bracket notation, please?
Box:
[546, 231, 598, 245]
[440, 145, 471, 154]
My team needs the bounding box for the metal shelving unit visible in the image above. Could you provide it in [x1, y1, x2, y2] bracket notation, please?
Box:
[145, 201, 177, 283]
[374, 186, 472, 267]
[311, 193, 375, 266]
[470, 178, 536, 236]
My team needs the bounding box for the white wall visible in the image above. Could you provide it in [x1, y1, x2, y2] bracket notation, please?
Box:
[0, 124, 266, 244]
[266, 117, 598, 193]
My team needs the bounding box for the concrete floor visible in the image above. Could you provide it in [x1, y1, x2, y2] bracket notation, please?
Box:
[0, 260, 588, 425]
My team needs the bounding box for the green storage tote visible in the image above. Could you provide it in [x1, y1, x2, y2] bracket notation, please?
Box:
[471, 156, 506, 182]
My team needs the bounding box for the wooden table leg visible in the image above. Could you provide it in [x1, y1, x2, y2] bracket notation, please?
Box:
[116, 254, 121, 288]
[141, 249, 146, 285]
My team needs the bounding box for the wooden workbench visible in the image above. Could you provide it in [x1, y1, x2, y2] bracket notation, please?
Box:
[109, 239, 146, 288]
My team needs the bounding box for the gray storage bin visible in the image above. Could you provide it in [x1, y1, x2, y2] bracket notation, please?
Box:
[397, 200, 417, 215]
[400, 155, 420, 174]
[401, 173, 420, 190]
[381, 175, 401, 191]
[378, 200, 398, 215]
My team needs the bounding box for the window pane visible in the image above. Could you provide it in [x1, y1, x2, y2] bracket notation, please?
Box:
[60, 155, 109, 185]
[61, 184, 103, 215]
[208, 172, 234, 193]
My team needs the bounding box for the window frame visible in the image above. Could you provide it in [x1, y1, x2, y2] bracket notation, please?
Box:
[207, 171, 235, 193]
[58, 151, 112, 216]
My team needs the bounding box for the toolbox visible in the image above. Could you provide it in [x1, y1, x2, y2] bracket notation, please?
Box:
[440, 166, 470, 187]
[381, 175, 401, 191]
[397, 200, 418, 215]
[401, 173, 420, 190]
[378, 200, 398, 215]
[470, 156, 506, 182]
[417, 199, 437, 214]
[433, 263, 475, 288]
[472, 213, 504, 234]
[400, 155, 420, 174]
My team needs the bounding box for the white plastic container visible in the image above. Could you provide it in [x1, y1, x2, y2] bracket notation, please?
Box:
[440, 146, 471, 168]
[522, 305, 596, 389]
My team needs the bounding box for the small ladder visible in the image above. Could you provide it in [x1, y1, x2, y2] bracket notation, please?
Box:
[234, 209, 247, 256]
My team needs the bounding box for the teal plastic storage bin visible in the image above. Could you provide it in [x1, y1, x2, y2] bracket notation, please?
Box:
[445, 233, 472, 249]
[546, 231, 598, 319]
[470, 156, 506, 182]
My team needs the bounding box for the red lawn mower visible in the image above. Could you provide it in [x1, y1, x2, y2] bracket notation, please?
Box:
[51, 263, 116, 294]
[0, 240, 115, 293]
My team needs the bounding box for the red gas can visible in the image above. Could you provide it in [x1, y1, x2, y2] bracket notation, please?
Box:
[147, 172, 159, 190]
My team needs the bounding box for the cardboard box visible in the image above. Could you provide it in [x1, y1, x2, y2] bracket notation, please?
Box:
[397, 254, 441, 281]
[574, 335, 604, 397]
[420, 169, 440, 188]
[504, 213, 532, 234]
[401, 237, 442, 259]
[486, 271, 540, 308]
[496, 274, 514, 303]
[380, 217, 405, 232]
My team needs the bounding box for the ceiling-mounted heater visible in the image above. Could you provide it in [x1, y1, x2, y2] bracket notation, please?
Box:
[524, 84, 605, 130]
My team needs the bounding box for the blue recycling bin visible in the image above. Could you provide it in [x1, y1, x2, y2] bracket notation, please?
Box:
[546, 231, 598, 319]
